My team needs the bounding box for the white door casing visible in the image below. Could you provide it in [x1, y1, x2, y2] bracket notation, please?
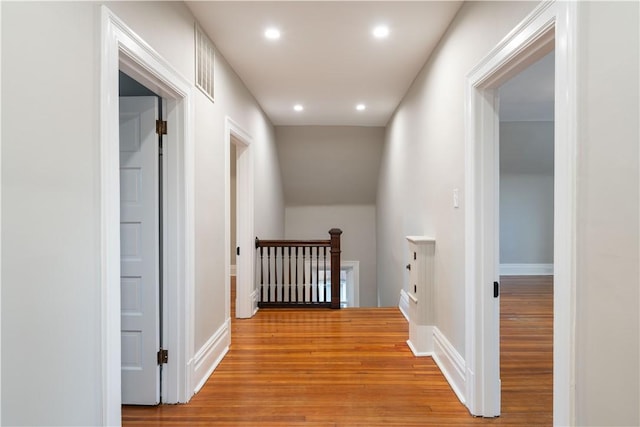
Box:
[464, 1, 577, 423]
[225, 117, 255, 319]
[101, 7, 195, 425]
[119, 96, 160, 405]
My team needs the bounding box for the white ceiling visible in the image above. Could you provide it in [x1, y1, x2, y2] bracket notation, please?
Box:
[185, 1, 463, 126]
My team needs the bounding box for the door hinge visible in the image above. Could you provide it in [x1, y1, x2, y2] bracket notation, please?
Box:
[237, 246, 240, 256]
[157, 349, 168, 365]
[493, 281, 500, 298]
[156, 120, 167, 135]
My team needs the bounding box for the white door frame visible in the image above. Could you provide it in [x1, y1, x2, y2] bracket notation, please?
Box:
[464, 1, 577, 424]
[0, 3, 3, 420]
[225, 117, 255, 319]
[100, 7, 195, 425]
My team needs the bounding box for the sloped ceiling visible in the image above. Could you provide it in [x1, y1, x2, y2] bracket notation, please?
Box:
[499, 51, 555, 175]
[500, 51, 555, 122]
[276, 126, 385, 205]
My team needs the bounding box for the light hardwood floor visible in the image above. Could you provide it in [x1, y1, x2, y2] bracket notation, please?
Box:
[123, 275, 552, 426]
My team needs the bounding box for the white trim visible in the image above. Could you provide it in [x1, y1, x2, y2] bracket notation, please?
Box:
[464, 1, 577, 422]
[101, 7, 195, 424]
[407, 236, 436, 244]
[0, 2, 3, 420]
[343, 260, 360, 307]
[398, 289, 410, 321]
[251, 289, 259, 316]
[191, 320, 231, 394]
[552, 3, 579, 424]
[225, 117, 255, 319]
[300, 260, 360, 307]
[407, 323, 434, 357]
[230, 265, 237, 276]
[499, 263, 553, 276]
[433, 327, 467, 405]
[407, 292, 417, 304]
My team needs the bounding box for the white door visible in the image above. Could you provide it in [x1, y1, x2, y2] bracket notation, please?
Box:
[119, 96, 161, 405]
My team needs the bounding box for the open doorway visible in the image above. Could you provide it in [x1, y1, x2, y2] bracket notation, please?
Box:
[230, 141, 237, 317]
[464, 2, 577, 422]
[225, 118, 255, 320]
[497, 51, 555, 418]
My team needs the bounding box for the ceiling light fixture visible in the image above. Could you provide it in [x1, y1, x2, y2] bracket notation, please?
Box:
[356, 104, 366, 111]
[293, 104, 304, 112]
[373, 25, 389, 39]
[264, 27, 281, 40]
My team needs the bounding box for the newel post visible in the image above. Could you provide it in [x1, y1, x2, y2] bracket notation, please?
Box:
[329, 228, 343, 309]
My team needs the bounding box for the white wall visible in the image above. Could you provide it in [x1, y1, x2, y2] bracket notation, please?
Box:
[500, 174, 554, 264]
[285, 205, 376, 307]
[1, 1, 284, 425]
[3, 3, 101, 424]
[499, 121, 554, 266]
[377, 1, 539, 354]
[574, 2, 639, 425]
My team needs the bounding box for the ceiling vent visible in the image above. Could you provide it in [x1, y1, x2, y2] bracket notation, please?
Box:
[195, 23, 215, 102]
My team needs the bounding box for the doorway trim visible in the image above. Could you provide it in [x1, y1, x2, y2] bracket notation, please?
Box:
[100, 7, 195, 425]
[464, 1, 577, 423]
[0, 2, 3, 420]
[225, 117, 255, 319]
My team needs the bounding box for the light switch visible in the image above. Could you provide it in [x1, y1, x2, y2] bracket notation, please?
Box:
[453, 188, 459, 208]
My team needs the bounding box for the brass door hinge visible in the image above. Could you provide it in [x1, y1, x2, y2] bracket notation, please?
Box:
[156, 120, 167, 135]
[157, 349, 168, 365]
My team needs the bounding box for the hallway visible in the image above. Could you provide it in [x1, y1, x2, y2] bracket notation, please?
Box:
[122, 277, 552, 425]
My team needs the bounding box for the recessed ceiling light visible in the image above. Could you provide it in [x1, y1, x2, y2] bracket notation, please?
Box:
[373, 25, 389, 39]
[264, 27, 281, 40]
[293, 104, 304, 112]
[356, 104, 366, 111]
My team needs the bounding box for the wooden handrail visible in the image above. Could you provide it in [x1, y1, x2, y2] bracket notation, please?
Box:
[255, 238, 331, 248]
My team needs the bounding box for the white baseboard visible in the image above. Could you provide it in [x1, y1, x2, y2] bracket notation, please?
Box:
[432, 327, 466, 405]
[192, 319, 231, 394]
[500, 263, 553, 276]
[407, 324, 434, 357]
[398, 289, 410, 321]
[405, 289, 434, 355]
[406, 339, 430, 357]
[251, 289, 258, 316]
[230, 265, 236, 276]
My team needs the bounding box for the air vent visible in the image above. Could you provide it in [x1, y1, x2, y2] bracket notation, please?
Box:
[195, 23, 215, 102]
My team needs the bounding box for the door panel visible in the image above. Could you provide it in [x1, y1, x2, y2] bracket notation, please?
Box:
[119, 96, 160, 405]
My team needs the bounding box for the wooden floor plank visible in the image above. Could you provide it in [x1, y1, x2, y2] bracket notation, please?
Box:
[123, 276, 552, 425]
